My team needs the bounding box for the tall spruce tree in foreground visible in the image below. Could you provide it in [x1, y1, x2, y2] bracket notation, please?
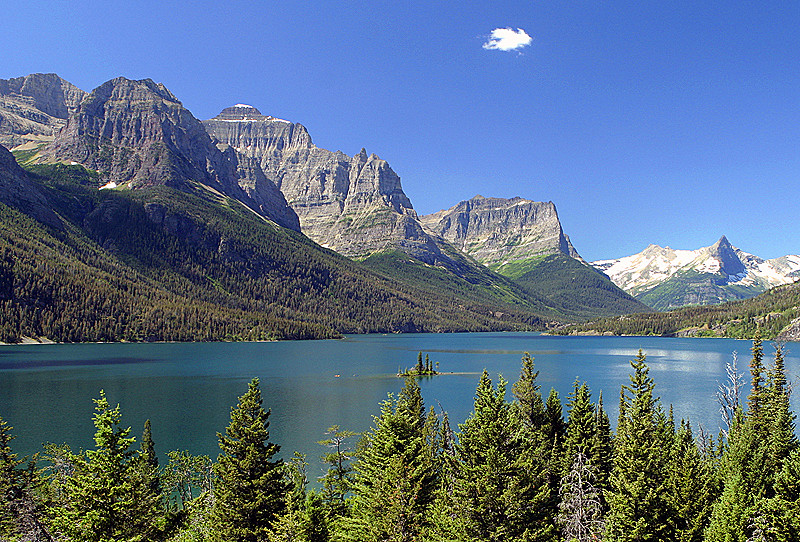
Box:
[212, 378, 287, 542]
[51, 391, 161, 542]
[605, 350, 674, 541]
[442, 370, 553, 541]
[345, 377, 438, 542]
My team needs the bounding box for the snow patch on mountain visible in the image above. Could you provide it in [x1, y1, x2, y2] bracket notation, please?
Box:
[593, 236, 800, 295]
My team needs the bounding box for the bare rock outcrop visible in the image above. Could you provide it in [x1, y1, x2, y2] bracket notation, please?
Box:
[0, 73, 86, 148]
[36, 78, 299, 231]
[421, 195, 583, 273]
[203, 106, 445, 261]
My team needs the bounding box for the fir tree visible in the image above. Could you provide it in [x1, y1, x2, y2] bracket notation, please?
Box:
[51, 390, 161, 542]
[212, 378, 288, 542]
[564, 380, 595, 470]
[748, 329, 765, 420]
[140, 419, 160, 495]
[590, 391, 613, 497]
[511, 352, 548, 431]
[605, 350, 674, 541]
[346, 377, 438, 542]
[668, 420, 716, 542]
[317, 425, 356, 519]
[448, 370, 554, 541]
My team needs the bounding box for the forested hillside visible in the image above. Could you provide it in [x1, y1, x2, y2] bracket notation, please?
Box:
[0, 155, 553, 343]
[1, 339, 798, 540]
[553, 280, 800, 340]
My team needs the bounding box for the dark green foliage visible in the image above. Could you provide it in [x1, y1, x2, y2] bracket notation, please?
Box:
[445, 371, 554, 541]
[555, 280, 800, 340]
[564, 380, 595, 468]
[399, 352, 439, 377]
[317, 425, 356, 519]
[512, 252, 652, 320]
[212, 378, 288, 542]
[590, 391, 614, 495]
[346, 377, 438, 542]
[605, 350, 675, 541]
[668, 421, 716, 542]
[50, 391, 162, 542]
[0, 161, 559, 343]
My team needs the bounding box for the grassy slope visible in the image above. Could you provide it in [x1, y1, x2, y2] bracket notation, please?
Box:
[509, 253, 653, 321]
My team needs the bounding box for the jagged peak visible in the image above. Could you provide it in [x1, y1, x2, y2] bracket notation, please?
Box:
[90, 77, 181, 104]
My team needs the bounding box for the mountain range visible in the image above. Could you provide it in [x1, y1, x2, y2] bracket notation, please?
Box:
[593, 236, 800, 310]
[0, 73, 650, 342]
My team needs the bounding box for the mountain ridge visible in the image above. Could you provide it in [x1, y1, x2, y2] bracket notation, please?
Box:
[593, 235, 800, 310]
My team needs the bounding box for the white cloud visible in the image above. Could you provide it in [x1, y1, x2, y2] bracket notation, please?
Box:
[482, 27, 532, 52]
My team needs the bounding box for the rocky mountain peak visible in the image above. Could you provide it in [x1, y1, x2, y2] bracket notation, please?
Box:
[204, 107, 440, 261]
[706, 235, 746, 277]
[0, 73, 87, 148]
[421, 196, 584, 275]
[37, 77, 299, 231]
[592, 237, 800, 309]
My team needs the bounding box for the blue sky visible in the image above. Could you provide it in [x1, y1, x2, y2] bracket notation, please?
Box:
[3, 1, 799, 261]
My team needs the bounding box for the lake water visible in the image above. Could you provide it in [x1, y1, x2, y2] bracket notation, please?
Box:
[1, 334, 798, 482]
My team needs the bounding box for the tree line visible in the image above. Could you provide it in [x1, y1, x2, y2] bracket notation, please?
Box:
[1, 333, 798, 541]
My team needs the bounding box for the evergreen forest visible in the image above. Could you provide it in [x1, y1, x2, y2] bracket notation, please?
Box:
[1, 334, 798, 541]
[553, 281, 800, 340]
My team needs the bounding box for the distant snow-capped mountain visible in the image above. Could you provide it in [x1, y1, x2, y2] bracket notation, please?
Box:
[592, 236, 800, 310]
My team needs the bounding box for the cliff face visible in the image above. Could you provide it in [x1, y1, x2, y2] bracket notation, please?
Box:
[0, 73, 86, 148]
[203, 106, 442, 261]
[36, 79, 299, 230]
[421, 195, 583, 275]
[0, 143, 60, 228]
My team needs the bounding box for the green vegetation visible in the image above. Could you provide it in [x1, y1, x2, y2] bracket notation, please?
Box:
[512, 253, 653, 321]
[489, 254, 547, 279]
[0, 161, 562, 343]
[636, 269, 763, 311]
[2, 342, 797, 540]
[397, 352, 439, 377]
[554, 280, 800, 339]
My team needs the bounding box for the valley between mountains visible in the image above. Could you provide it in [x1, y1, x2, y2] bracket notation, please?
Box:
[0, 73, 797, 342]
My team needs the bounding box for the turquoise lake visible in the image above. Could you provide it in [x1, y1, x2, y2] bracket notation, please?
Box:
[1, 333, 798, 481]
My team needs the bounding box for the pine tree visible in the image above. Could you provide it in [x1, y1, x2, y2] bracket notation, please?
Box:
[345, 377, 438, 542]
[564, 380, 595, 470]
[605, 350, 674, 541]
[748, 329, 765, 420]
[212, 378, 288, 542]
[590, 391, 613, 497]
[140, 419, 160, 495]
[446, 370, 553, 541]
[317, 425, 356, 519]
[51, 390, 161, 542]
[668, 421, 716, 542]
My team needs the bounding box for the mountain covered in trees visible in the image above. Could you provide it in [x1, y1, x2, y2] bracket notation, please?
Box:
[553, 279, 800, 340]
[1, 338, 798, 540]
[593, 236, 800, 310]
[0, 73, 654, 343]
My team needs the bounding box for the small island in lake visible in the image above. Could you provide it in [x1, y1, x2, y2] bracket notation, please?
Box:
[398, 352, 439, 377]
